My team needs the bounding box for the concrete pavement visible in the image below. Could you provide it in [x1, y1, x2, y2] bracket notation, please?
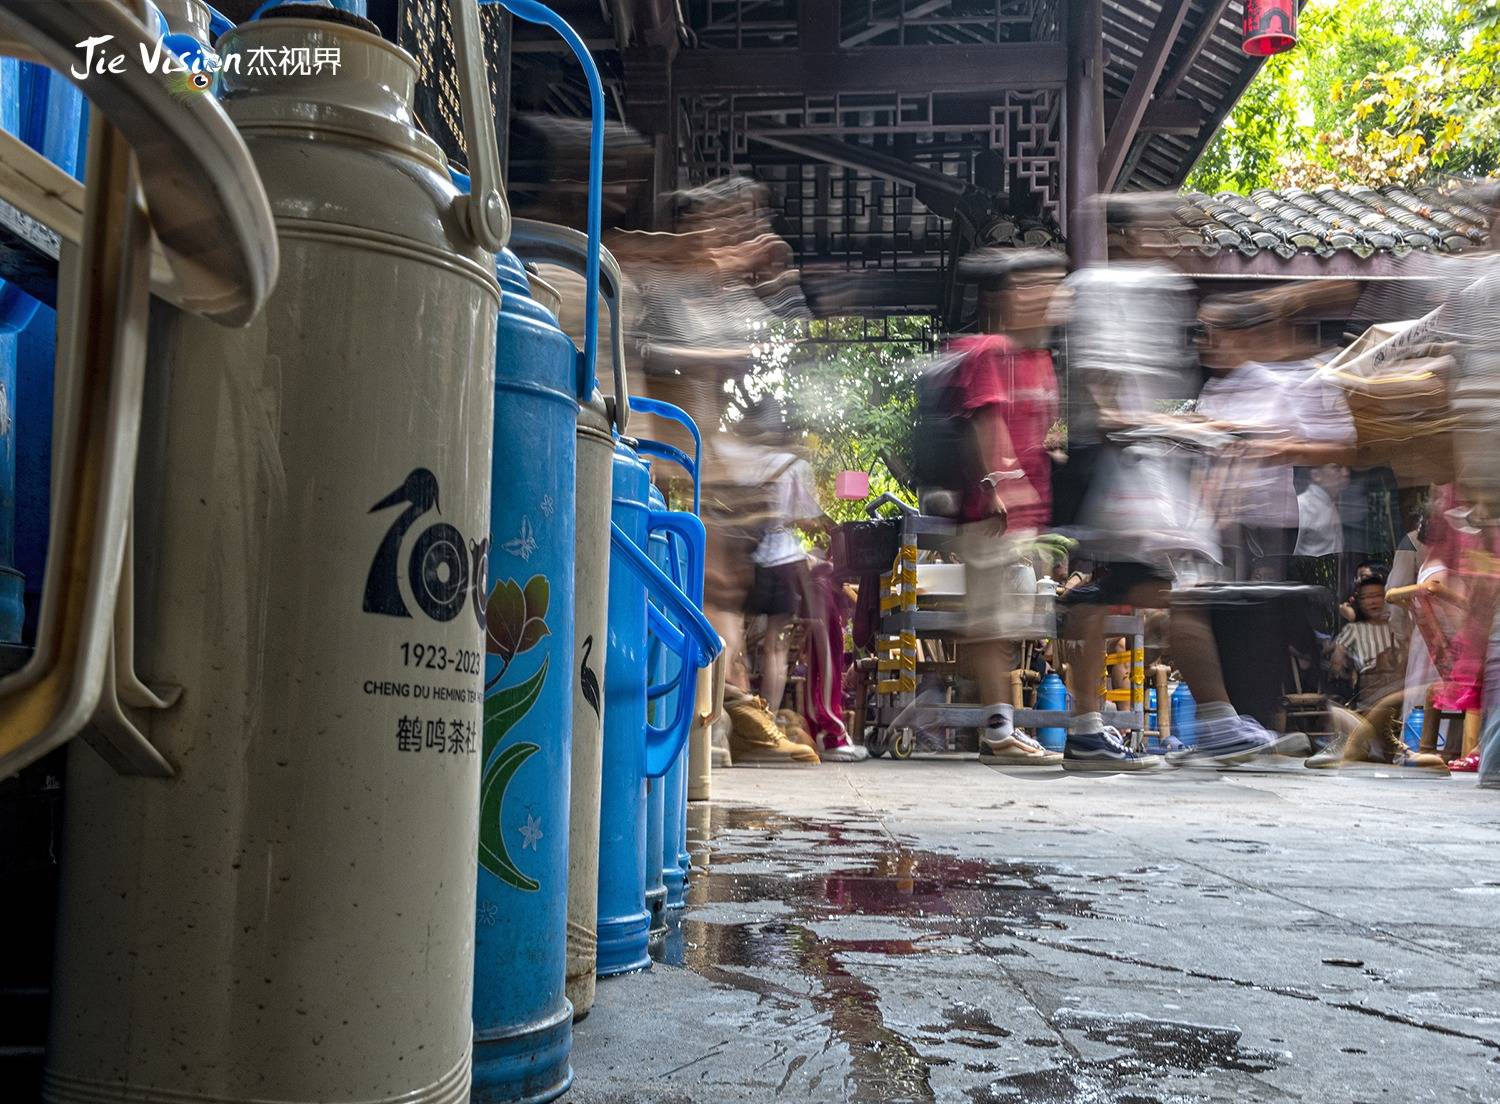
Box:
[571, 757, 1500, 1103]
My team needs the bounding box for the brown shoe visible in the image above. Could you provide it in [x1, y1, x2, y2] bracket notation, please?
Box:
[726, 691, 820, 764]
[776, 709, 819, 750]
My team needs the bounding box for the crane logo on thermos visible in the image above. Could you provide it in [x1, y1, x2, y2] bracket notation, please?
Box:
[364, 467, 487, 628]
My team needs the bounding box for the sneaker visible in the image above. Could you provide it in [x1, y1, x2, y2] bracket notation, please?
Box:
[1062, 728, 1162, 772]
[820, 740, 870, 762]
[981, 730, 1063, 764]
[725, 691, 820, 764]
[1010, 729, 1062, 757]
[1170, 714, 1288, 768]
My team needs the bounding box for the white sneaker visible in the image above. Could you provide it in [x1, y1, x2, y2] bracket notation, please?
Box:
[820, 741, 870, 762]
[980, 731, 1063, 764]
[1168, 715, 1291, 768]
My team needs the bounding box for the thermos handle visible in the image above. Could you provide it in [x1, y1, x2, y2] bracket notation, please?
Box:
[482, 1, 604, 405]
[0, 129, 181, 304]
[630, 398, 702, 515]
[0, 89, 159, 776]
[0, 0, 279, 777]
[702, 641, 727, 727]
[207, 5, 235, 40]
[0, 0, 277, 324]
[645, 526, 683, 702]
[645, 526, 696, 709]
[507, 218, 629, 430]
[449, 0, 509, 252]
[642, 508, 711, 777]
[608, 519, 720, 779]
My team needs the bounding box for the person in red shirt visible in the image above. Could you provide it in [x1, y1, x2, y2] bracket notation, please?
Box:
[950, 250, 1065, 763]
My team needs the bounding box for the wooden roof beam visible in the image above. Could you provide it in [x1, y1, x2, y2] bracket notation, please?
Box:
[1105, 96, 1204, 136]
[746, 130, 967, 219]
[673, 42, 1067, 95]
[1157, 0, 1237, 103]
[1099, 0, 1192, 191]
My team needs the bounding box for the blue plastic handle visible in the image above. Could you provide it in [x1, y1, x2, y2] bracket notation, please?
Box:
[161, 32, 211, 71]
[630, 398, 703, 514]
[482, 0, 603, 402]
[207, 5, 235, 39]
[645, 523, 691, 701]
[642, 508, 710, 775]
[610, 518, 720, 778]
[0, 284, 38, 336]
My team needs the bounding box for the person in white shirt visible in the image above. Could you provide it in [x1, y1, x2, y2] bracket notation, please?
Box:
[1196, 288, 1357, 581]
[744, 448, 824, 720]
[1294, 464, 1348, 558]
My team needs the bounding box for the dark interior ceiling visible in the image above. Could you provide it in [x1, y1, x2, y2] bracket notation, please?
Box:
[347, 1, 1280, 314]
[501, 0, 1275, 315]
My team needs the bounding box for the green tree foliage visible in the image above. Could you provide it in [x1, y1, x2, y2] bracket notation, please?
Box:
[1187, 0, 1497, 191]
[745, 317, 927, 523]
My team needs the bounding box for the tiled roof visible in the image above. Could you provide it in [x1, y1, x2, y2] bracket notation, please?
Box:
[1158, 185, 1493, 261]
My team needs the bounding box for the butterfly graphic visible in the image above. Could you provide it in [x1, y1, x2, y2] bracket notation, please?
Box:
[503, 516, 537, 562]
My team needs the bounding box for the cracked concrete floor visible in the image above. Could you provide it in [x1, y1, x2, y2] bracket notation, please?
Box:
[570, 757, 1500, 1103]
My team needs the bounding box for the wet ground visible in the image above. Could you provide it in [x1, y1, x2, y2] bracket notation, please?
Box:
[570, 757, 1500, 1103]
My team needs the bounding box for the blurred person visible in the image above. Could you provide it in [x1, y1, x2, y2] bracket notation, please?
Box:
[1332, 577, 1405, 712]
[1336, 560, 1387, 623]
[709, 400, 822, 765]
[1057, 251, 1202, 768]
[942, 249, 1066, 765]
[1294, 464, 1349, 562]
[1429, 257, 1500, 787]
[1059, 206, 1304, 769]
[1387, 522, 1426, 641]
[727, 398, 866, 762]
[1308, 573, 1450, 771]
[1397, 490, 1498, 775]
[1195, 289, 1357, 582]
[1351, 193, 1500, 786]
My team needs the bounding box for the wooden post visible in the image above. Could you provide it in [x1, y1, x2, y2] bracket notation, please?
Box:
[1065, 0, 1105, 270]
[1154, 664, 1171, 743]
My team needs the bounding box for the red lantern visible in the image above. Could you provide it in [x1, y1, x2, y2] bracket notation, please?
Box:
[1242, 0, 1297, 56]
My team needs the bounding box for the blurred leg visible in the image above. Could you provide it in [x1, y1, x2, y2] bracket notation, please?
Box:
[1169, 606, 1230, 706]
[709, 606, 750, 692]
[1062, 604, 1107, 715]
[959, 638, 1016, 707]
[761, 613, 792, 712]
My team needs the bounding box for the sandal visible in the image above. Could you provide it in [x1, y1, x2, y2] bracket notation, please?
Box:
[1449, 753, 1481, 773]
